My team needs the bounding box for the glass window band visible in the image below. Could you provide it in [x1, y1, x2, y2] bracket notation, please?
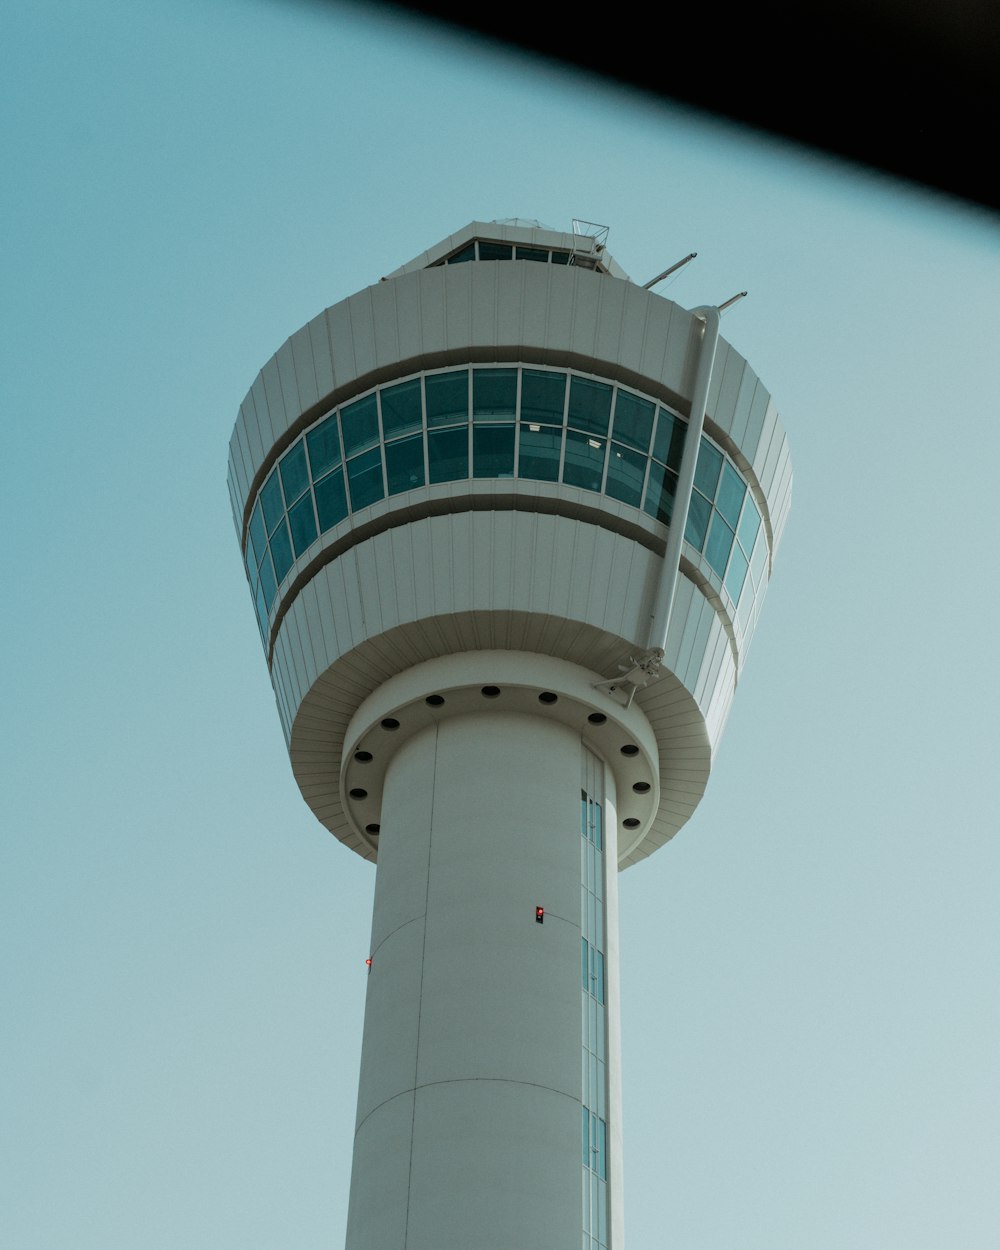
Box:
[243, 364, 765, 639]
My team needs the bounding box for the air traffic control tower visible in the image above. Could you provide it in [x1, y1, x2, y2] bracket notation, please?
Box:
[228, 219, 791, 1250]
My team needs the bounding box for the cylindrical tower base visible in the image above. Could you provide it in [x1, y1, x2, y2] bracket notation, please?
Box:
[344, 673, 630, 1249]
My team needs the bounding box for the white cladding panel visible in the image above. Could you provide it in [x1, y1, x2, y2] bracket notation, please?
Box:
[347, 715, 586, 1249]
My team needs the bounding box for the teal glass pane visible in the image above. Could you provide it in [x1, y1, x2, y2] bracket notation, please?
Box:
[314, 467, 347, 532]
[716, 462, 746, 527]
[341, 394, 379, 458]
[380, 378, 422, 440]
[279, 440, 309, 506]
[684, 491, 711, 550]
[604, 443, 646, 507]
[260, 470, 284, 536]
[521, 369, 565, 425]
[516, 245, 547, 261]
[306, 413, 341, 480]
[269, 518, 294, 585]
[694, 439, 723, 498]
[725, 541, 749, 603]
[551, 250, 570, 264]
[473, 368, 517, 418]
[737, 496, 760, 553]
[518, 424, 562, 481]
[347, 447, 385, 511]
[594, 803, 602, 850]
[736, 578, 755, 636]
[597, 1118, 607, 1181]
[652, 409, 686, 470]
[612, 390, 655, 452]
[428, 426, 468, 483]
[478, 241, 512, 260]
[705, 514, 735, 576]
[595, 949, 605, 1005]
[750, 530, 768, 587]
[563, 429, 606, 492]
[447, 243, 475, 263]
[288, 492, 318, 557]
[643, 461, 677, 525]
[426, 370, 468, 427]
[259, 549, 277, 611]
[254, 581, 268, 641]
[473, 424, 514, 477]
[385, 433, 425, 495]
[248, 501, 267, 570]
[568, 377, 612, 437]
[582, 1107, 590, 1167]
[582, 938, 589, 990]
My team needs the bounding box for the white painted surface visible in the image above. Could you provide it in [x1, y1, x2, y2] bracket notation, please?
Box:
[346, 713, 592, 1250]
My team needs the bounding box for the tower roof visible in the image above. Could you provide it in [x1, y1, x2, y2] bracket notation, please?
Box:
[383, 219, 631, 281]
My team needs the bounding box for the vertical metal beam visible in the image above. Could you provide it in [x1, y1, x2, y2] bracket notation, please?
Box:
[645, 305, 720, 656]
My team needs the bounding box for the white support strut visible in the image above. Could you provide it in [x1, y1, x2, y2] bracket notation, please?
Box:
[645, 305, 721, 658]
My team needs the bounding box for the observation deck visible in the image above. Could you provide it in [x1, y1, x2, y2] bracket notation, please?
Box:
[227, 221, 792, 867]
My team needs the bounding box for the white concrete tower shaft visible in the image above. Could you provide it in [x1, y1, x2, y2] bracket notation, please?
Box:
[342, 654, 639, 1248]
[227, 221, 792, 1248]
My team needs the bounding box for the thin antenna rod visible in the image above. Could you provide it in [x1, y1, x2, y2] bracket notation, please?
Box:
[643, 253, 697, 290]
[719, 290, 748, 312]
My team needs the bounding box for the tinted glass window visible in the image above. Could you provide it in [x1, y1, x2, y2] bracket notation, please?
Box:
[518, 424, 562, 481]
[341, 394, 379, 458]
[447, 243, 475, 263]
[385, 433, 425, 495]
[248, 501, 267, 570]
[684, 491, 711, 550]
[259, 550, 277, 611]
[612, 390, 655, 453]
[260, 470, 284, 536]
[380, 379, 422, 440]
[716, 463, 746, 528]
[737, 497, 760, 553]
[254, 582, 268, 640]
[652, 410, 686, 470]
[279, 440, 309, 505]
[428, 426, 468, 483]
[426, 371, 468, 427]
[473, 368, 517, 419]
[478, 241, 512, 260]
[473, 424, 515, 477]
[516, 246, 547, 261]
[705, 514, 735, 576]
[568, 377, 612, 437]
[643, 461, 677, 525]
[346, 447, 385, 511]
[269, 518, 294, 585]
[521, 370, 565, 425]
[604, 444, 646, 506]
[563, 430, 606, 492]
[288, 492, 318, 557]
[725, 542, 749, 603]
[694, 439, 723, 499]
[307, 413, 341, 480]
[314, 467, 347, 532]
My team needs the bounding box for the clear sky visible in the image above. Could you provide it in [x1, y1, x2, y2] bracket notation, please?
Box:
[3, 2, 998, 1247]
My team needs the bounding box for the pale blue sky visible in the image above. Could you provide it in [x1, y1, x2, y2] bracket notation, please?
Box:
[2, 2, 998, 1247]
